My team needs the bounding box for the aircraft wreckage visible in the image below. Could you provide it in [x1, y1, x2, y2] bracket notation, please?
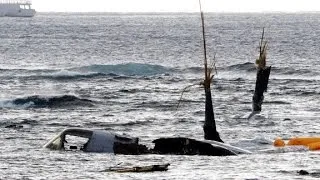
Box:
[44, 1, 320, 156]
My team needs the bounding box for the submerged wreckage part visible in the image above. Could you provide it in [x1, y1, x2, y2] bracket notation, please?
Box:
[44, 128, 243, 156]
[203, 87, 223, 142]
[43, 128, 140, 153]
[152, 137, 236, 156]
[252, 66, 271, 112]
[199, 0, 223, 143]
[252, 28, 271, 113]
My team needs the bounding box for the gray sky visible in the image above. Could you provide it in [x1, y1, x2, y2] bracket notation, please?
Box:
[32, 0, 320, 12]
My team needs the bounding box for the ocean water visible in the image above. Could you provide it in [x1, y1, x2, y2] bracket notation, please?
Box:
[0, 13, 320, 179]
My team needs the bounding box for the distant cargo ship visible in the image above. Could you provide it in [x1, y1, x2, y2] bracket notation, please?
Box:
[0, 0, 36, 17]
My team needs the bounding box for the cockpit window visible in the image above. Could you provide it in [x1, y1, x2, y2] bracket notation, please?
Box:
[64, 135, 90, 151]
[44, 128, 93, 151]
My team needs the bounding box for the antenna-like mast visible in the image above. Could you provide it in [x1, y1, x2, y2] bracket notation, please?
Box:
[199, 0, 209, 83]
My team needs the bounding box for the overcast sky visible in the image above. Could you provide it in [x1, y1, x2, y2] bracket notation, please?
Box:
[32, 0, 320, 12]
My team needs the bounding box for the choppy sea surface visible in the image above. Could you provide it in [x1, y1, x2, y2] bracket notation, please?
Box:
[0, 13, 320, 179]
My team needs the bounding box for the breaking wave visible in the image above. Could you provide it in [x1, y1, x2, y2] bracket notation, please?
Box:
[0, 63, 171, 81]
[183, 63, 319, 78]
[75, 63, 170, 76]
[0, 95, 94, 108]
[224, 63, 319, 77]
[225, 62, 256, 72]
[272, 66, 315, 76]
[184, 62, 256, 73]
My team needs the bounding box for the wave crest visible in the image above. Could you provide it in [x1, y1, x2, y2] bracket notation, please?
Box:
[0, 63, 171, 81]
[75, 63, 170, 76]
[1, 95, 94, 108]
[225, 62, 256, 72]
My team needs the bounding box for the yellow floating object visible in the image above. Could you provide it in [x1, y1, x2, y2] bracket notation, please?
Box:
[273, 138, 285, 147]
[287, 137, 320, 146]
[273, 137, 320, 151]
[306, 142, 320, 151]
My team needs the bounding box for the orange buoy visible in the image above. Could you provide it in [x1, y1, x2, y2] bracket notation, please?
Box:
[273, 138, 285, 147]
[287, 137, 320, 146]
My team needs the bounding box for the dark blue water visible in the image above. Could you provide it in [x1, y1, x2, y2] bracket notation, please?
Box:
[0, 13, 319, 179]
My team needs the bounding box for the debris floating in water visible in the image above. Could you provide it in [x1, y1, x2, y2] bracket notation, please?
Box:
[106, 163, 170, 173]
